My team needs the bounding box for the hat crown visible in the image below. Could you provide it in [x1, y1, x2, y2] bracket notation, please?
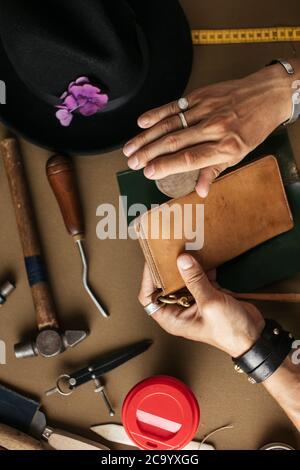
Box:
[0, 0, 147, 102]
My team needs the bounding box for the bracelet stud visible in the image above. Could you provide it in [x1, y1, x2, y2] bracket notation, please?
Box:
[234, 365, 244, 374]
[248, 377, 257, 384]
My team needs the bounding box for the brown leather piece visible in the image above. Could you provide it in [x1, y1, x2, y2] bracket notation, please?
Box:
[135, 156, 294, 295]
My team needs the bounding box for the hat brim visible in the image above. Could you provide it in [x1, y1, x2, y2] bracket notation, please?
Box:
[0, 0, 193, 155]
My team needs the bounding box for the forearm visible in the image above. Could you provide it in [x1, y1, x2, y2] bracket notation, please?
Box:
[231, 314, 300, 432]
[269, 58, 300, 122]
[260, 58, 300, 432]
[263, 354, 300, 432]
[241, 58, 300, 131]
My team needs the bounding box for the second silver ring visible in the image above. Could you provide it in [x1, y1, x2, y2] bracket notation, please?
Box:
[144, 302, 164, 316]
[178, 112, 189, 129]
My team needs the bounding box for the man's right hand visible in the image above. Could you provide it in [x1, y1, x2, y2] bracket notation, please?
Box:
[139, 253, 265, 358]
[139, 254, 300, 431]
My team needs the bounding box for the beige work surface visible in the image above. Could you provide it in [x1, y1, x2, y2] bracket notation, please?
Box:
[0, 0, 300, 451]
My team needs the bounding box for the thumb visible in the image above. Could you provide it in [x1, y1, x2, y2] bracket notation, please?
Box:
[177, 254, 216, 301]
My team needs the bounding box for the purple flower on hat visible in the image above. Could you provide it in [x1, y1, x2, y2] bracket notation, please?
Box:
[55, 77, 109, 127]
[56, 108, 74, 127]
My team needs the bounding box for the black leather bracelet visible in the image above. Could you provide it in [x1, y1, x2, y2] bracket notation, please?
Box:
[232, 319, 294, 384]
[233, 320, 283, 374]
[248, 330, 294, 384]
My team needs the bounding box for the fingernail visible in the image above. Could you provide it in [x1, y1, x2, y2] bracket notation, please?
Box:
[127, 156, 139, 170]
[139, 115, 150, 127]
[144, 164, 155, 178]
[196, 186, 209, 198]
[177, 254, 194, 271]
[123, 142, 136, 157]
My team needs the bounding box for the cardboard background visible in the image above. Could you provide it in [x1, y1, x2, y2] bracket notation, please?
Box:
[0, 0, 299, 450]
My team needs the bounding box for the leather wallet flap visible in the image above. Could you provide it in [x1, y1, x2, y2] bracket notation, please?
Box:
[135, 156, 294, 295]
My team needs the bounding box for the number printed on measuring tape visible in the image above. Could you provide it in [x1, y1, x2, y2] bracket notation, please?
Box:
[192, 27, 300, 44]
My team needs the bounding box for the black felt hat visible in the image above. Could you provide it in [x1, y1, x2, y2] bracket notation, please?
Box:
[0, 0, 193, 155]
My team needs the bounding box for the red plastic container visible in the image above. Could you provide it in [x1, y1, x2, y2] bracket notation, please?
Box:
[122, 376, 200, 450]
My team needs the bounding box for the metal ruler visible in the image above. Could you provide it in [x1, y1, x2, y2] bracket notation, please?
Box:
[192, 27, 300, 45]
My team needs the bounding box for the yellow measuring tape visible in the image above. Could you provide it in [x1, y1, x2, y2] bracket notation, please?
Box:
[192, 27, 300, 45]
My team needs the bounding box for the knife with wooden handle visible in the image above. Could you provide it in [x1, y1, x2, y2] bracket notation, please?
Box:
[0, 423, 109, 451]
[91, 424, 214, 450]
[0, 383, 109, 451]
[0, 424, 43, 450]
[44, 428, 109, 450]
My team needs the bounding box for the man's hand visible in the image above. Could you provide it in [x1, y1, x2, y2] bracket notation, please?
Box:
[139, 254, 265, 357]
[140, 255, 300, 431]
[124, 63, 294, 197]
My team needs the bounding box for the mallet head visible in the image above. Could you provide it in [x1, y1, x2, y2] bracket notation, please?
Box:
[14, 329, 88, 359]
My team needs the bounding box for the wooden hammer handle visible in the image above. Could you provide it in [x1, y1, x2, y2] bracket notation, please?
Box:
[1, 138, 59, 330]
[46, 155, 84, 240]
[1, 139, 41, 258]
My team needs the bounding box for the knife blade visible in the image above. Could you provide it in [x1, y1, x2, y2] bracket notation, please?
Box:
[0, 384, 109, 450]
[91, 424, 215, 451]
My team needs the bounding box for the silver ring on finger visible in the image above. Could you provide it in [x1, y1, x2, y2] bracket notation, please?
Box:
[177, 97, 189, 111]
[144, 302, 164, 316]
[178, 112, 189, 129]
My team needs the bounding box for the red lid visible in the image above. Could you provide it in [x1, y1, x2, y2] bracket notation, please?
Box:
[122, 376, 200, 450]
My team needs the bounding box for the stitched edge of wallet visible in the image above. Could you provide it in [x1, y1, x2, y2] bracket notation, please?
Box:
[136, 155, 294, 294]
[135, 218, 164, 290]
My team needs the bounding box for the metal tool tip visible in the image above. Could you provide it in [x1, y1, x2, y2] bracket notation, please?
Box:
[64, 330, 88, 349]
[0, 281, 15, 303]
[14, 341, 36, 359]
[45, 387, 58, 397]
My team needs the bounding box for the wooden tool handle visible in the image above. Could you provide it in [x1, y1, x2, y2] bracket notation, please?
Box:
[1, 138, 59, 330]
[47, 429, 109, 451]
[0, 424, 44, 451]
[46, 155, 84, 239]
[1, 139, 42, 257]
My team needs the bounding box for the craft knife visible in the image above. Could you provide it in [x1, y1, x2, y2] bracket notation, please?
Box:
[0, 383, 109, 450]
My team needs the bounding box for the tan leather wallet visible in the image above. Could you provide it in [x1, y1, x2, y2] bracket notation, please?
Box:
[135, 156, 294, 296]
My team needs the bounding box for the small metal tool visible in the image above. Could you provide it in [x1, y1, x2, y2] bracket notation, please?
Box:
[93, 376, 115, 417]
[46, 340, 153, 416]
[76, 239, 107, 317]
[46, 154, 108, 318]
[0, 281, 15, 306]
